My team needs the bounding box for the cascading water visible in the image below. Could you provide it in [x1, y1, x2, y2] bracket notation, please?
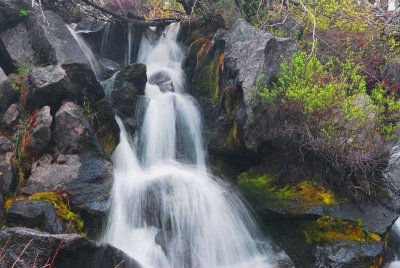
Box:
[103, 23, 275, 268]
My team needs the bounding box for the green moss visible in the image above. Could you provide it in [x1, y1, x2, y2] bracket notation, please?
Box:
[6, 192, 84, 234]
[238, 169, 337, 213]
[98, 130, 117, 156]
[304, 216, 381, 244]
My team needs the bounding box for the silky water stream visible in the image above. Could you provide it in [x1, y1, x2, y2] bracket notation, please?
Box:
[72, 22, 275, 268]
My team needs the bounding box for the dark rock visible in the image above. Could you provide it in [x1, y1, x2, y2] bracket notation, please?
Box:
[0, 136, 16, 194]
[54, 102, 103, 155]
[159, 81, 174, 92]
[75, 18, 106, 33]
[0, 37, 15, 74]
[114, 63, 147, 94]
[148, 71, 171, 86]
[315, 241, 384, 268]
[6, 199, 65, 234]
[0, 23, 38, 66]
[92, 98, 120, 157]
[26, 10, 104, 104]
[123, 117, 139, 133]
[149, 71, 174, 92]
[99, 58, 120, 78]
[178, 15, 226, 47]
[25, 65, 74, 111]
[111, 63, 146, 121]
[0, 0, 30, 32]
[0, 103, 20, 132]
[0, 136, 13, 154]
[26, 106, 52, 156]
[0, 227, 140, 267]
[0, 67, 17, 113]
[23, 153, 113, 232]
[270, 244, 295, 268]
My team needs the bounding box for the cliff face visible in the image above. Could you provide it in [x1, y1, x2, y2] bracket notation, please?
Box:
[0, 1, 399, 267]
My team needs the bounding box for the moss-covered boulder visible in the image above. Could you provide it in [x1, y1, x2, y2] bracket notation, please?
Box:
[6, 191, 83, 234]
[237, 166, 398, 267]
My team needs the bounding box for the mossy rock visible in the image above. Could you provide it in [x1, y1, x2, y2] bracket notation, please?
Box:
[5, 191, 84, 234]
[237, 168, 337, 215]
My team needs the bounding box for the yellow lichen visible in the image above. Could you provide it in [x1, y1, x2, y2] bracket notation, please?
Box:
[305, 216, 381, 244]
[238, 170, 337, 213]
[6, 192, 84, 234]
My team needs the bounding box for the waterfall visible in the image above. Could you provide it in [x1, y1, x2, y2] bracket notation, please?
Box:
[103, 23, 274, 268]
[125, 24, 134, 66]
[67, 25, 103, 80]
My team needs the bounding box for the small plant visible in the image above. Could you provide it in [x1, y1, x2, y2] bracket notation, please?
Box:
[82, 100, 96, 125]
[19, 9, 30, 17]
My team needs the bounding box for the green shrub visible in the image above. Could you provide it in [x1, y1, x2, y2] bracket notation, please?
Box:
[259, 52, 400, 197]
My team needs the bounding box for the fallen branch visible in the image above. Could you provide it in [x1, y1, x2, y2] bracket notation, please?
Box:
[81, 0, 181, 26]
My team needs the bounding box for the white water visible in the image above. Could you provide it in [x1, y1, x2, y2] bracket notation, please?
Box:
[67, 25, 103, 80]
[104, 23, 274, 268]
[125, 24, 134, 66]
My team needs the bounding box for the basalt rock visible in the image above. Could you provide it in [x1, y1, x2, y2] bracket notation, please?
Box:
[26, 10, 104, 103]
[54, 102, 103, 155]
[0, 227, 141, 267]
[0, 67, 17, 113]
[112, 63, 147, 120]
[0, 103, 20, 132]
[0, 23, 38, 67]
[6, 199, 65, 234]
[25, 65, 74, 111]
[26, 106, 52, 156]
[0, 136, 16, 195]
[99, 58, 120, 79]
[0, 0, 30, 32]
[23, 153, 113, 236]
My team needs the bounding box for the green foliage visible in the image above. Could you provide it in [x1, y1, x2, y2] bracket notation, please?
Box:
[19, 9, 30, 17]
[82, 100, 96, 125]
[260, 52, 400, 143]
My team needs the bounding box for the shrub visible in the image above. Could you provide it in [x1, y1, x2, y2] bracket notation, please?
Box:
[259, 52, 400, 197]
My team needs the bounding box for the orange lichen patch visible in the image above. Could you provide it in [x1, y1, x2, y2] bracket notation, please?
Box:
[370, 256, 383, 268]
[295, 181, 336, 206]
[304, 216, 381, 244]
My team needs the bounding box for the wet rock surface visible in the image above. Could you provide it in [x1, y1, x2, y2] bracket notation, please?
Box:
[54, 102, 103, 155]
[26, 106, 52, 156]
[0, 67, 17, 113]
[23, 153, 113, 216]
[0, 23, 38, 66]
[6, 199, 64, 234]
[0, 0, 30, 32]
[0, 227, 141, 268]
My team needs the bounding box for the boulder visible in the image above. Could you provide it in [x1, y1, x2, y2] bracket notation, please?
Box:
[114, 63, 147, 94]
[92, 98, 120, 156]
[0, 136, 16, 194]
[315, 241, 384, 268]
[0, 103, 20, 132]
[0, 67, 17, 113]
[237, 166, 398, 267]
[0, 23, 38, 67]
[54, 102, 103, 155]
[99, 58, 120, 78]
[0, 136, 13, 153]
[112, 63, 147, 119]
[0, 37, 15, 74]
[0, 0, 30, 32]
[26, 106, 52, 156]
[22, 153, 113, 234]
[25, 65, 74, 111]
[26, 10, 104, 103]
[0, 227, 140, 267]
[6, 199, 65, 234]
